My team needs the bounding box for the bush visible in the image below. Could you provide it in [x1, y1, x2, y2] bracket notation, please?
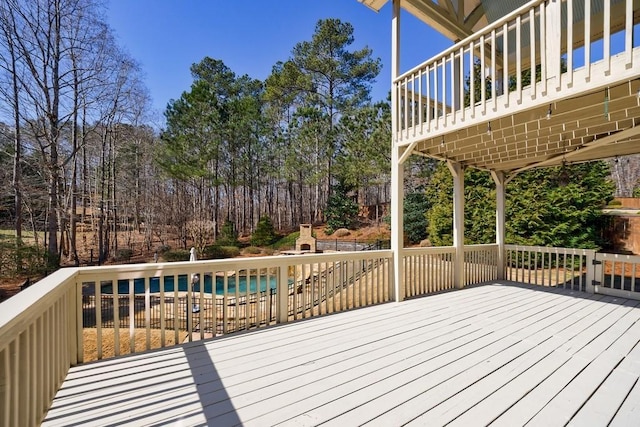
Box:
[251, 216, 278, 246]
[606, 199, 622, 207]
[156, 245, 171, 254]
[263, 247, 275, 256]
[162, 250, 190, 262]
[325, 182, 358, 234]
[114, 248, 133, 262]
[404, 192, 430, 244]
[272, 231, 299, 250]
[244, 246, 262, 255]
[0, 239, 50, 277]
[217, 220, 238, 246]
[203, 245, 240, 259]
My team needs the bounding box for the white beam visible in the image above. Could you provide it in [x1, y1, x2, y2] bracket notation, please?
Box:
[491, 170, 505, 280]
[391, 0, 404, 302]
[447, 161, 465, 289]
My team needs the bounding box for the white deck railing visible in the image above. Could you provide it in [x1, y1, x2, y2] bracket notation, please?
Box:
[594, 252, 640, 299]
[74, 250, 393, 362]
[5, 243, 640, 424]
[0, 250, 392, 425]
[464, 244, 500, 286]
[505, 244, 595, 291]
[395, 0, 639, 145]
[403, 246, 456, 298]
[0, 268, 79, 427]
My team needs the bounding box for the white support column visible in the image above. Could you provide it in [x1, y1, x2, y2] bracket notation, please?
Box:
[390, 0, 404, 302]
[491, 170, 505, 280]
[448, 161, 465, 289]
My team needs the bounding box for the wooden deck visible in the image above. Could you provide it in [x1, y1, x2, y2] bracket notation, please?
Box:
[43, 281, 640, 426]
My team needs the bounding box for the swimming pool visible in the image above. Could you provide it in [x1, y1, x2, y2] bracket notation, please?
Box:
[99, 274, 278, 296]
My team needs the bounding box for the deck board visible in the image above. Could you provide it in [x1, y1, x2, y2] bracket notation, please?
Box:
[43, 282, 640, 427]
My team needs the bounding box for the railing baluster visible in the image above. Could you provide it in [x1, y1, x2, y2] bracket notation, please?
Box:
[442, 57, 447, 126]
[129, 278, 135, 351]
[450, 51, 456, 123]
[604, 0, 611, 74]
[113, 280, 120, 356]
[173, 274, 179, 344]
[201, 270, 206, 336]
[540, 2, 547, 94]
[418, 69, 423, 131]
[584, 0, 591, 80]
[223, 272, 228, 333]
[145, 276, 151, 350]
[530, 8, 537, 100]
[434, 62, 439, 129]
[234, 270, 240, 328]
[459, 47, 465, 121]
[159, 276, 165, 347]
[626, 0, 633, 67]
[469, 41, 475, 118]
[426, 65, 431, 129]
[516, 15, 522, 103]
[480, 34, 486, 115]
[491, 30, 497, 110]
[403, 77, 409, 138]
[411, 74, 416, 136]
[567, 0, 573, 86]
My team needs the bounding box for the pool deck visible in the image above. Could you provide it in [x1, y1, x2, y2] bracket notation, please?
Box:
[43, 281, 640, 426]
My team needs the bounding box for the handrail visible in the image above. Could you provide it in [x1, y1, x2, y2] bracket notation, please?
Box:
[395, 0, 545, 83]
[0, 267, 80, 426]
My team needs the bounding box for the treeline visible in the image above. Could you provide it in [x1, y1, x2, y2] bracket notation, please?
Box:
[0, 0, 155, 267]
[0, 1, 635, 272]
[0, 6, 393, 267]
[157, 19, 391, 242]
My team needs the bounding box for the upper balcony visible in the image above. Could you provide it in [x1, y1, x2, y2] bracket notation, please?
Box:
[382, 0, 640, 173]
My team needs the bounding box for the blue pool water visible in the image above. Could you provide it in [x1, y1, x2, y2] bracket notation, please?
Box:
[100, 274, 278, 296]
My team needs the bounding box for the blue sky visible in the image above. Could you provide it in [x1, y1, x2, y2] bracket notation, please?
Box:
[106, 0, 452, 121]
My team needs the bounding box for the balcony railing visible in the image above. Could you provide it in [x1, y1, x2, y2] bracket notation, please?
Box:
[394, 0, 639, 145]
[3, 243, 640, 424]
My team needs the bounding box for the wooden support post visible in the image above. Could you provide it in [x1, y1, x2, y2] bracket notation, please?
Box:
[448, 161, 465, 289]
[277, 265, 289, 323]
[491, 171, 505, 280]
[391, 0, 405, 302]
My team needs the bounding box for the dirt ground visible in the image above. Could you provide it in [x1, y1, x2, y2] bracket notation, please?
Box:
[83, 328, 188, 363]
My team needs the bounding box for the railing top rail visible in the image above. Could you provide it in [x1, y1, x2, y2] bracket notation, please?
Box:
[395, 0, 546, 82]
[505, 244, 596, 255]
[0, 267, 78, 346]
[73, 250, 394, 281]
[404, 246, 456, 254]
[598, 252, 640, 262]
[464, 244, 500, 250]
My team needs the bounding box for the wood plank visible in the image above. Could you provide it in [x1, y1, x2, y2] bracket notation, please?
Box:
[609, 377, 640, 427]
[326, 299, 598, 426]
[47, 285, 527, 422]
[512, 314, 640, 426]
[237, 289, 580, 425]
[491, 299, 640, 426]
[42, 284, 640, 427]
[370, 294, 614, 426]
[204, 287, 555, 424]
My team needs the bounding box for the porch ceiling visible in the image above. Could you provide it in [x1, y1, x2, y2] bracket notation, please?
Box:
[413, 79, 640, 174]
[358, 0, 526, 41]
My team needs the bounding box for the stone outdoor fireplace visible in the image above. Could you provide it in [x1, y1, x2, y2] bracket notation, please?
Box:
[295, 224, 316, 253]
